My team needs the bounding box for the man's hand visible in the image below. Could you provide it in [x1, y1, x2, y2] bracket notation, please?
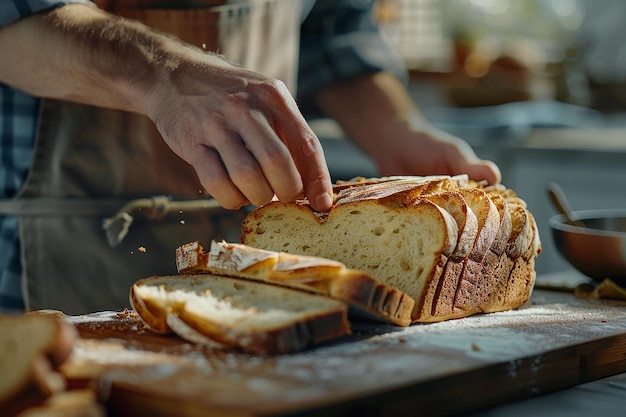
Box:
[376, 115, 501, 185]
[314, 72, 501, 185]
[0, 4, 333, 211]
[145, 59, 333, 210]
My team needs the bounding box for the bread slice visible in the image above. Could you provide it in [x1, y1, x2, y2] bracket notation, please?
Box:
[176, 240, 415, 327]
[475, 193, 512, 312]
[130, 274, 351, 355]
[415, 191, 478, 321]
[241, 175, 540, 323]
[504, 210, 541, 308]
[241, 179, 459, 322]
[427, 187, 501, 321]
[481, 185, 542, 312]
[0, 315, 77, 417]
[450, 188, 502, 314]
[332, 174, 470, 193]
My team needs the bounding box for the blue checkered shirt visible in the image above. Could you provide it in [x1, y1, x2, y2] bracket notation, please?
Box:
[0, 0, 407, 312]
[0, 0, 91, 312]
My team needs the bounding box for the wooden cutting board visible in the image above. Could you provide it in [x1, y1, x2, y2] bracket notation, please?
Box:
[59, 289, 626, 417]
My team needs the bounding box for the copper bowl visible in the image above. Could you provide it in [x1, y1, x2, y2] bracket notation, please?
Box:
[549, 209, 626, 284]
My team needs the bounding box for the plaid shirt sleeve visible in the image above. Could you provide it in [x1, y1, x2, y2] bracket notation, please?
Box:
[0, 0, 92, 312]
[0, 0, 92, 27]
[297, 0, 409, 116]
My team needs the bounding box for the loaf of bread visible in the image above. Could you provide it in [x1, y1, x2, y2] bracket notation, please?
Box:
[0, 314, 78, 417]
[130, 274, 351, 355]
[176, 240, 415, 326]
[241, 175, 541, 323]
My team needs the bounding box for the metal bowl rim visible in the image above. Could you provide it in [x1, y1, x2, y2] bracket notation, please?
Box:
[548, 209, 626, 237]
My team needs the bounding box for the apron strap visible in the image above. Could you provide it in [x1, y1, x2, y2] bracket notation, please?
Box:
[0, 196, 226, 217]
[0, 196, 229, 247]
[0, 198, 123, 216]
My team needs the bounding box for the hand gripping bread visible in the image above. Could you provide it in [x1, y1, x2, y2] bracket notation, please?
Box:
[241, 176, 541, 323]
[242, 177, 460, 322]
[130, 274, 351, 355]
[176, 240, 415, 327]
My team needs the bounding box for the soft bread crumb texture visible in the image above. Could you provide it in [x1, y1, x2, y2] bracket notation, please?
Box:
[133, 276, 345, 331]
[176, 240, 416, 327]
[131, 274, 351, 354]
[242, 199, 457, 310]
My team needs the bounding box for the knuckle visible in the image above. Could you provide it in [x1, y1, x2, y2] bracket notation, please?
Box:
[222, 91, 253, 116]
[298, 132, 323, 158]
[260, 78, 288, 95]
[230, 164, 260, 188]
[257, 79, 290, 105]
[261, 144, 289, 167]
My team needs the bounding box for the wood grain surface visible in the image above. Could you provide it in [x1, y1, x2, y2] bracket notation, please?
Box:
[59, 289, 626, 417]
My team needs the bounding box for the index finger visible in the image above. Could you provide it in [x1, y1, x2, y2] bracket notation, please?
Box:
[262, 82, 333, 211]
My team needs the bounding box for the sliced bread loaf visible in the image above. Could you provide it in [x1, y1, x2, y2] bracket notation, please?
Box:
[242, 178, 460, 322]
[176, 240, 415, 327]
[130, 274, 351, 355]
[241, 175, 541, 323]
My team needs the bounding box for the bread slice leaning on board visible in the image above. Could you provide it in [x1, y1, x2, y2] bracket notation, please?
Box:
[176, 240, 415, 327]
[241, 175, 542, 323]
[0, 314, 81, 417]
[130, 274, 351, 355]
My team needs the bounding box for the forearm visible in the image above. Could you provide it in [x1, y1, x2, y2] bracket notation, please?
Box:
[314, 71, 501, 184]
[0, 3, 334, 210]
[313, 72, 423, 157]
[0, 3, 234, 115]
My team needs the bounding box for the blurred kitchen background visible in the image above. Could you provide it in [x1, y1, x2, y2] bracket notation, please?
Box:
[314, 0, 626, 278]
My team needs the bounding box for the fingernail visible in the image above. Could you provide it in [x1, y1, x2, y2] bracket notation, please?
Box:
[315, 192, 333, 211]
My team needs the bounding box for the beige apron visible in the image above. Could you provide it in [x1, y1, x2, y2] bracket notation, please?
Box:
[2, 0, 301, 314]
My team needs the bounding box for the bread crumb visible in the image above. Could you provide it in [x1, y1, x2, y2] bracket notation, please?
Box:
[138, 246, 147, 253]
[471, 343, 480, 352]
[116, 308, 138, 319]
